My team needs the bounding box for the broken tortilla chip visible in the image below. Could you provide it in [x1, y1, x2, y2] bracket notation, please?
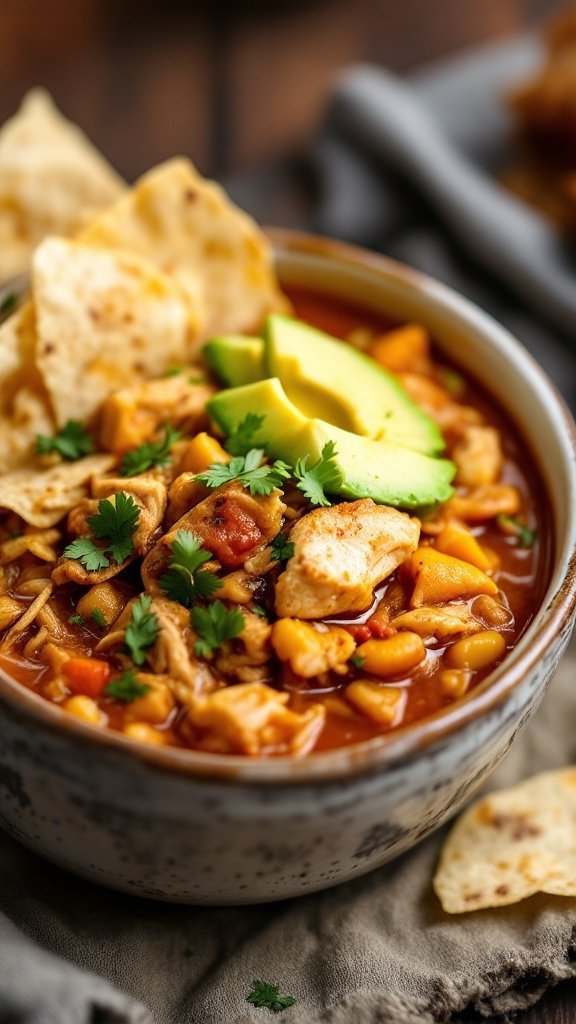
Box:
[32, 237, 202, 427]
[0, 454, 115, 528]
[0, 89, 125, 281]
[81, 157, 288, 338]
[0, 303, 55, 473]
[434, 767, 576, 913]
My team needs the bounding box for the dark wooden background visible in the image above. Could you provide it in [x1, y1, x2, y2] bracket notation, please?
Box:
[0, 1, 574, 1020]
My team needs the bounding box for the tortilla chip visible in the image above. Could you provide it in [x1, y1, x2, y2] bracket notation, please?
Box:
[81, 157, 288, 338]
[0, 89, 125, 281]
[0, 454, 115, 527]
[434, 767, 576, 913]
[0, 304, 55, 473]
[32, 237, 202, 426]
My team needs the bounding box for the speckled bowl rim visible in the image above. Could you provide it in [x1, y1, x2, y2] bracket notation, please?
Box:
[1, 230, 575, 785]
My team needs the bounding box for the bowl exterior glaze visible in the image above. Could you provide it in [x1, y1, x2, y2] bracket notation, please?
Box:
[1, 233, 575, 904]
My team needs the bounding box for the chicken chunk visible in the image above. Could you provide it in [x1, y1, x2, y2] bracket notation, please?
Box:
[142, 481, 285, 589]
[53, 476, 167, 586]
[99, 374, 214, 454]
[91, 475, 167, 555]
[275, 499, 420, 619]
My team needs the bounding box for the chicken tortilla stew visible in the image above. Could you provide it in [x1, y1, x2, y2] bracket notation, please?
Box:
[0, 162, 547, 758]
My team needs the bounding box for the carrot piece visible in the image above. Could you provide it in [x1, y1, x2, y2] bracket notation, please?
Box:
[63, 657, 111, 698]
[435, 521, 491, 572]
[408, 547, 498, 608]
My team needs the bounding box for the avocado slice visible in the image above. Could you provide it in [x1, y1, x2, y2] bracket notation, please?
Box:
[203, 335, 264, 387]
[208, 378, 308, 452]
[285, 420, 454, 508]
[264, 314, 443, 455]
[207, 379, 454, 509]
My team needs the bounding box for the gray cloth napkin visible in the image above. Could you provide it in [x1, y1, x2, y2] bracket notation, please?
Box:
[3, 36, 576, 1024]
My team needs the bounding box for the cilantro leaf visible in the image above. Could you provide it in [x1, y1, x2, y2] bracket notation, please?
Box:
[191, 600, 244, 658]
[63, 537, 110, 572]
[36, 420, 94, 461]
[349, 653, 365, 670]
[105, 670, 151, 702]
[68, 614, 85, 626]
[121, 424, 181, 477]
[225, 413, 265, 456]
[496, 514, 537, 549]
[91, 608, 107, 629]
[197, 448, 291, 497]
[246, 980, 296, 1013]
[87, 493, 140, 565]
[271, 532, 294, 564]
[159, 530, 221, 608]
[124, 594, 159, 666]
[293, 441, 343, 507]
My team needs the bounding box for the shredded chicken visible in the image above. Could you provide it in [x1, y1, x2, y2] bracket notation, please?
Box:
[215, 609, 273, 683]
[275, 499, 420, 619]
[188, 682, 326, 756]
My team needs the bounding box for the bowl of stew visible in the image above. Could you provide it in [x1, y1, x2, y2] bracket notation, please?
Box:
[0, 229, 574, 905]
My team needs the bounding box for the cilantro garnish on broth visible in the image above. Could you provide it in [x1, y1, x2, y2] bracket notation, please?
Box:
[63, 493, 140, 570]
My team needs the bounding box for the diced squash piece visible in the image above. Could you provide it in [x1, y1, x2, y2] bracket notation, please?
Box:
[368, 324, 431, 374]
[178, 432, 229, 475]
[409, 547, 498, 608]
[435, 521, 491, 572]
[63, 694, 107, 725]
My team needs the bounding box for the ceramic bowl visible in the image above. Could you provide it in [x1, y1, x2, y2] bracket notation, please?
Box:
[1, 231, 575, 905]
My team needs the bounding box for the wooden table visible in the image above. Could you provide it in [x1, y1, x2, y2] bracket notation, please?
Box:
[0, 1, 574, 1018]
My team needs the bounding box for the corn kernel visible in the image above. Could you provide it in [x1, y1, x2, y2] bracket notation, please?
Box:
[445, 630, 506, 671]
[124, 722, 165, 745]
[356, 632, 425, 678]
[63, 695, 107, 726]
[439, 669, 472, 698]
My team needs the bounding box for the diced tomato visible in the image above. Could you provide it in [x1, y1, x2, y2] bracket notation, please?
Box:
[366, 617, 395, 640]
[202, 498, 262, 566]
[63, 657, 111, 698]
[347, 624, 371, 644]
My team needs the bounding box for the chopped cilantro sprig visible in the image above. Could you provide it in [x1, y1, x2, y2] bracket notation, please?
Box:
[246, 980, 296, 1013]
[225, 413, 265, 456]
[292, 441, 343, 507]
[105, 670, 151, 703]
[121, 424, 181, 477]
[63, 493, 140, 571]
[271, 532, 294, 564]
[36, 420, 94, 461]
[191, 600, 244, 658]
[159, 530, 221, 608]
[124, 594, 159, 666]
[197, 448, 291, 497]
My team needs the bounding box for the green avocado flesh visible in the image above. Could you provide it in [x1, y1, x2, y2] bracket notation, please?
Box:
[264, 314, 443, 455]
[203, 335, 264, 387]
[207, 379, 455, 509]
